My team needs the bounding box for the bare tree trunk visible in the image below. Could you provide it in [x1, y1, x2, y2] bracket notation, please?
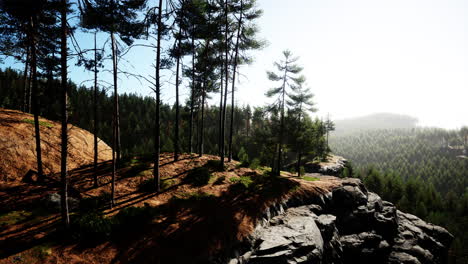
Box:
[93, 31, 99, 187]
[220, 0, 229, 168]
[195, 100, 200, 153]
[228, 0, 243, 162]
[110, 31, 117, 207]
[28, 63, 33, 114]
[296, 152, 302, 177]
[277, 67, 288, 176]
[22, 46, 30, 113]
[29, 17, 43, 180]
[60, 0, 70, 229]
[153, 0, 163, 192]
[199, 85, 206, 157]
[174, 28, 182, 162]
[218, 58, 224, 157]
[189, 34, 195, 154]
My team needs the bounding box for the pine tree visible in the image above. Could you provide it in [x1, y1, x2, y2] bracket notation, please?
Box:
[81, 0, 146, 205]
[266, 50, 304, 175]
[287, 81, 316, 176]
[0, 0, 51, 180]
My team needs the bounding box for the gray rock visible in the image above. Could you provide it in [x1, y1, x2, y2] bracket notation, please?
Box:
[332, 185, 367, 208]
[223, 178, 452, 264]
[42, 192, 79, 211]
[387, 252, 422, 264]
[249, 206, 324, 263]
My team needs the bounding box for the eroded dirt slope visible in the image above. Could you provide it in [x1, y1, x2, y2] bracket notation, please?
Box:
[0, 108, 112, 183]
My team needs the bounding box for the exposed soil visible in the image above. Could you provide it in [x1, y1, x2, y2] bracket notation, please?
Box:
[0, 108, 112, 183]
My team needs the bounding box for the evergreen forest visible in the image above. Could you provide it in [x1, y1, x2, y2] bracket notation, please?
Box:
[330, 121, 468, 264]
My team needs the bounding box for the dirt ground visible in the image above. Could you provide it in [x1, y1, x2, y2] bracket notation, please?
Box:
[0, 152, 342, 264]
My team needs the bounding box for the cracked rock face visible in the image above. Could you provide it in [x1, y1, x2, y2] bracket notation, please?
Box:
[226, 179, 453, 264]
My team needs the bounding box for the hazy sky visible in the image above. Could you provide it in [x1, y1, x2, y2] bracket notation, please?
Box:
[3, 0, 467, 129]
[241, 0, 467, 129]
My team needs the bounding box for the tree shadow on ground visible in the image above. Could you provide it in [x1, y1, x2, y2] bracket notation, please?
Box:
[109, 175, 300, 264]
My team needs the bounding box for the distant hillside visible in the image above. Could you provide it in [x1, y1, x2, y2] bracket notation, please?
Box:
[0, 108, 112, 183]
[333, 113, 418, 134]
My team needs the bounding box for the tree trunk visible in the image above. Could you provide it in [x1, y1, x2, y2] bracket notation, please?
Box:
[60, 0, 70, 229]
[296, 152, 301, 177]
[228, 0, 243, 162]
[277, 67, 288, 176]
[29, 16, 44, 180]
[195, 101, 200, 154]
[28, 62, 33, 114]
[93, 31, 99, 187]
[189, 34, 195, 154]
[174, 28, 182, 162]
[154, 0, 163, 192]
[111, 31, 117, 207]
[199, 85, 206, 157]
[220, 0, 229, 168]
[218, 57, 224, 157]
[22, 46, 30, 113]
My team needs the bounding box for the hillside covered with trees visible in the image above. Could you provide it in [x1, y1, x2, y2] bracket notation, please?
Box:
[330, 115, 468, 263]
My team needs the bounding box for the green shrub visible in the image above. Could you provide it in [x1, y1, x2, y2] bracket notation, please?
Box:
[72, 212, 113, 241]
[113, 206, 155, 231]
[238, 147, 249, 167]
[290, 166, 296, 174]
[185, 167, 212, 186]
[300, 166, 306, 176]
[248, 159, 260, 170]
[32, 243, 53, 260]
[79, 193, 111, 212]
[206, 159, 225, 171]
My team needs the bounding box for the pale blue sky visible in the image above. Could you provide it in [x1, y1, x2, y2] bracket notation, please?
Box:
[3, 0, 467, 128]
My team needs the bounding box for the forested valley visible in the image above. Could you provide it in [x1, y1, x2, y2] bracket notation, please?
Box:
[330, 115, 468, 264]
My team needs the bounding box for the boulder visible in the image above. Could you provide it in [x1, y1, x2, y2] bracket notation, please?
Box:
[41, 192, 79, 211]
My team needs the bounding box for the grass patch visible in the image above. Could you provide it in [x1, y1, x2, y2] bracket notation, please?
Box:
[0, 210, 33, 227]
[302, 176, 320, 181]
[137, 178, 176, 192]
[22, 118, 53, 128]
[229, 176, 254, 189]
[170, 191, 216, 203]
[32, 243, 54, 260]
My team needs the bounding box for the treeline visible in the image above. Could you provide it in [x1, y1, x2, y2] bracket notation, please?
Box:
[0, 67, 331, 168]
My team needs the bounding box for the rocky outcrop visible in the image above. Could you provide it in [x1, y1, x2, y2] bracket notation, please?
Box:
[226, 179, 453, 264]
[302, 156, 348, 176]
